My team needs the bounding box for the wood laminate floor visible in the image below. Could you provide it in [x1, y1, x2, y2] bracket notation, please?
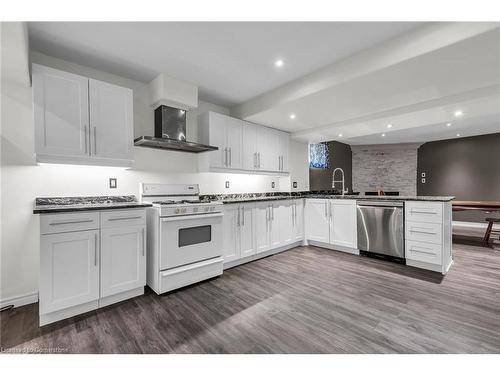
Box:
[1, 237, 499, 354]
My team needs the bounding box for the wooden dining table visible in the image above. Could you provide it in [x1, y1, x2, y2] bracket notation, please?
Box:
[452, 200, 500, 246]
[452, 200, 500, 212]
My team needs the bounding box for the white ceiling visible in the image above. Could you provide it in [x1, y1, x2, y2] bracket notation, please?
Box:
[27, 22, 422, 107]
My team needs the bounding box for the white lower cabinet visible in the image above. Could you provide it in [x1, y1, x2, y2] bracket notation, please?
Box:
[39, 209, 146, 326]
[39, 230, 100, 315]
[305, 199, 330, 243]
[305, 199, 357, 253]
[223, 203, 255, 262]
[224, 199, 304, 267]
[100, 225, 146, 298]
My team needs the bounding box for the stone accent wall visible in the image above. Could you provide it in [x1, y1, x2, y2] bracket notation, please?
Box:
[351, 143, 420, 196]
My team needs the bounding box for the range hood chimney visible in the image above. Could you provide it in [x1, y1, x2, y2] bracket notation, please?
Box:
[134, 105, 218, 153]
[134, 74, 218, 153]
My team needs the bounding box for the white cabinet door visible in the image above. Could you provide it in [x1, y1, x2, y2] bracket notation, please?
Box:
[222, 205, 240, 262]
[277, 131, 290, 172]
[278, 201, 294, 245]
[89, 79, 133, 161]
[242, 122, 257, 170]
[226, 117, 243, 169]
[100, 225, 146, 298]
[305, 199, 330, 243]
[256, 127, 273, 171]
[293, 199, 304, 241]
[33, 64, 90, 158]
[39, 230, 99, 314]
[266, 128, 280, 172]
[208, 112, 227, 168]
[269, 202, 282, 248]
[255, 202, 271, 253]
[239, 204, 255, 258]
[330, 200, 357, 248]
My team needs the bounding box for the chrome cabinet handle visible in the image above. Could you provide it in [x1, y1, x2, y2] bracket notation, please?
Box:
[229, 147, 232, 166]
[271, 205, 274, 221]
[411, 209, 437, 214]
[84, 125, 88, 154]
[108, 216, 142, 221]
[410, 228, 437, 235]
[258, 152, 260, 168]
[49, 219, 93, 226]
[94, 232, 98, 266]
[241, 207, 245, 226]
[410, 246, 436, 255]
[237, 206, 240, 226]
[93, 126, 97, 155]
[324, 202, 328, 217]
[142, 228, 145, 256]
[224, 148, 227, 166]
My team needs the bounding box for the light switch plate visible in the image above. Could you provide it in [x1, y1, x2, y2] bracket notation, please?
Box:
[271, 181, 275, 189]
[225, 181, 230, 189]
[109, 178, 117, 189]
[293, 181, 298, 189]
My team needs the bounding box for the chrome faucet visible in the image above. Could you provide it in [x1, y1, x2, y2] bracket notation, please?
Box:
[332, 167, 348, 195]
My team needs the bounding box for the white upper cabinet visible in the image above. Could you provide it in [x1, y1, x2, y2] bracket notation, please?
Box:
[32, 64, 134, 167]
[89, 79, 133, 162]
[33, 64, 89, 159]
[198, 111, 290, 174]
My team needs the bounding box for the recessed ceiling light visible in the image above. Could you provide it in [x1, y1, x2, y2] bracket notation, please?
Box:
[454, 110, 463, 117]
[289, 113, 296, 120]
[387, 124, 393, 128]
[274, 59, 284, 68]
[338, 134, 343, 137]
[381, 133, 386, 137]
[446, 123, 452, 127]
[456, 133, 461, 137]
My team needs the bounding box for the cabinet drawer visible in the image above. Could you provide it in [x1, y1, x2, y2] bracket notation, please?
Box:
[41, 212, 99, 234]
[406, 240, 442, 265]
[100, 209, 146, 228]
[406, 221, 442, 244]
[405, 202, 443, 223]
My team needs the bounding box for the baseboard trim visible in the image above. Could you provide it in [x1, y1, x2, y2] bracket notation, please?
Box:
[223, 241, 302, 270]
[0, 291, 38, 309]
[307, 240, 359, 255]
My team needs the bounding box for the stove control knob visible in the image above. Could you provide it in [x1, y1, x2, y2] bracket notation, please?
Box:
[175, 208, 180, 214]
[205, 207, 210, 212]
[210, 207, 215, 211]
[181, 208, 187, 213]
[193, 207, 198, 212]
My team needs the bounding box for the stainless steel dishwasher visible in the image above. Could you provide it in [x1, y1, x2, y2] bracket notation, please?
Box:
[357, 201, 405, 262]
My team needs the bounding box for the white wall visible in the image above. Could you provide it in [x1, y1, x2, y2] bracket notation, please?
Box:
[0, 23, 309, 304]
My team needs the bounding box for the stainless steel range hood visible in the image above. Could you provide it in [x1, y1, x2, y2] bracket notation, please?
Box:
[134, 105, 218, 153]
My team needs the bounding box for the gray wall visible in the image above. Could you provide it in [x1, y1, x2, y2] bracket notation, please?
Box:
[352, 143, 420, 196]
[309, 141, 352, 192]
[418, 133, 500, 223]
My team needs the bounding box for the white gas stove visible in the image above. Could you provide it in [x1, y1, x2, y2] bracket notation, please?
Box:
[141, 183, 224, 295]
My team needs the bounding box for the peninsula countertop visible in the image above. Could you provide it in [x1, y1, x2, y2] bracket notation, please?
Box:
[203, 193, 455, 204]
[33, 195, 152, 214]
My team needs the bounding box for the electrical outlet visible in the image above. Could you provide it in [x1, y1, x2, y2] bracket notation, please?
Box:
[271, 181, 275, 189]
[109, 178, 117, 189]
[421, 178, 426, 184]
[293, 181, 298, 189]
[421, 172, 426, 178]
[225, 181, 230, 189]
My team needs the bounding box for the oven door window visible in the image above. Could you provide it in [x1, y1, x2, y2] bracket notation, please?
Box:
[178, 225, 212, 247]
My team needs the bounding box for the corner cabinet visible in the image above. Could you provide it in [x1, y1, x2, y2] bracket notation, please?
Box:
[32, 64, 134, 167]
[38, 209, 146, 326]
[223, 199, 304, 269]
[198, 111, 290, 174]
[305, 199, 358, 254]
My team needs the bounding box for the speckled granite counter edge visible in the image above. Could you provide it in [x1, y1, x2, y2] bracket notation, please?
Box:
[33, 195, 152, 214]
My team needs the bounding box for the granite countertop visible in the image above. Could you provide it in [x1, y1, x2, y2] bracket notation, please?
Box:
[203, 192, 455, 204]
[33, 195, 152, 214]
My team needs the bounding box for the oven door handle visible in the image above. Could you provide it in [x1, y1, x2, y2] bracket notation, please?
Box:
[160, 212, 223, 222]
